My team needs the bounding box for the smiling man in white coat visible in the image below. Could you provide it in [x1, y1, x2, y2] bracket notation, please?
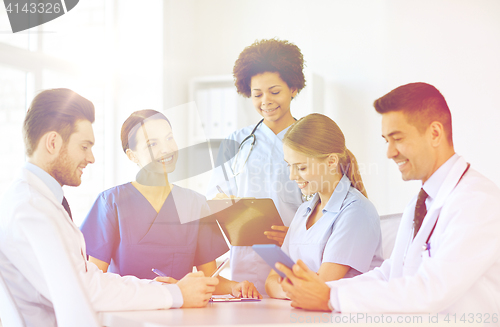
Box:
[276, 82, 500, 316]
[0, 89, 219, 327]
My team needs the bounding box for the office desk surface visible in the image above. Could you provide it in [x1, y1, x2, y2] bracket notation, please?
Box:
[99, 298, 332, 327]
[97, 299, 451, 327]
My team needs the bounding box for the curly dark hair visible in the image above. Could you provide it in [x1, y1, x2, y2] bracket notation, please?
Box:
[233, 38, 306, 98]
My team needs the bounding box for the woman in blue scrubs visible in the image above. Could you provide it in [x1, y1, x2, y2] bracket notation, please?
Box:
[265, 113, 383, 298]
[206, 39, 305, 294]
[81, 110, 261, 299]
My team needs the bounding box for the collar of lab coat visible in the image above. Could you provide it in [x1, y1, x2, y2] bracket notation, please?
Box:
[20, 167, 75, 225]
[24, 162, 64, 203]
[390, 155, 469, 276]
[422, 154, 459, 205]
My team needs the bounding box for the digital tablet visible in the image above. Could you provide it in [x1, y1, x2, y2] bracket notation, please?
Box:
[252, 244, 295, 278]
[206, 199, 284, 246]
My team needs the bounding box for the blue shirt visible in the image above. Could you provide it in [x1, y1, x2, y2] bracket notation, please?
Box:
[282, 175, 383, 278]
[80, 183, 229, 280]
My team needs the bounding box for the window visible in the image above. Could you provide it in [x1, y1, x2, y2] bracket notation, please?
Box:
[0, 0, 164, 226]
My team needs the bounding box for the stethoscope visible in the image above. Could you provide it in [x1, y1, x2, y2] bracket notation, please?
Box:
[231, 119, 264, 176]
[230, 117, 311, 201]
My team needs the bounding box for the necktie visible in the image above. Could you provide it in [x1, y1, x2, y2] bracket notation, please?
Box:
[413, 188, 428, 238]
[62, 196, 73, 221]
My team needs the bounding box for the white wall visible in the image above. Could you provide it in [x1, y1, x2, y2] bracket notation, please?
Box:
[162, 0, 500, 215]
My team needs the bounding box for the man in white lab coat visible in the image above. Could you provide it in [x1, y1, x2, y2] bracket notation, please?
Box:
[276, 82, 500, 316]
[0, 89, 219, 327]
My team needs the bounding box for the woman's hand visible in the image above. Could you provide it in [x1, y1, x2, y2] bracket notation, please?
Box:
[231, 280, 262, 299]
[264, 225, 289, 246]
[154, 276, 179, 284]
[212, 194, 255, 200]
[212, 193, 238, 199]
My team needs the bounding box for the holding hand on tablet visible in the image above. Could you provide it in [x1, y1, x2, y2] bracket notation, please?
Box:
[264, 225, 289, 246]
[276, 260, 331, 311]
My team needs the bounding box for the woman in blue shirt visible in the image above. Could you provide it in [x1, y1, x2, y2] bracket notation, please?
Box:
[81, 110, 261, 299]
[265, 113, 383, 298]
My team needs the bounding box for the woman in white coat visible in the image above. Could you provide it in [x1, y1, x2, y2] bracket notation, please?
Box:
[207, 39, 304, 294]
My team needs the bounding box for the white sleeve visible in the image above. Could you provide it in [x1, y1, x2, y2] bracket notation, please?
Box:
[16, 204, 181, 316]
[326, 258, 392, 311]
[333, 185, 500, 313]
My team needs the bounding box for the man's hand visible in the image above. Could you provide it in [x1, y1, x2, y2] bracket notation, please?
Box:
[176, 271, 219, 308]
[264, 225, 289, 246]
[231, 280, 263, 299]
[276, 259, 331, 311]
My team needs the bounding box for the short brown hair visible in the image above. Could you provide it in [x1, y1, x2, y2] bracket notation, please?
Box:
[23, 88, 95, 156]
[120, 109, 171, 153]
[374, 82, 453, 145]
[233, 38, 306, 97]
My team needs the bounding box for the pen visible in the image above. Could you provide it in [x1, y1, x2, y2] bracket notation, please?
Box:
[216, 185, 227, 196]
[211, 258, 230, 277]
[152, 268, 167, 277]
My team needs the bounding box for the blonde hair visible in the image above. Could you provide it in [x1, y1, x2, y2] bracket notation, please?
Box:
[283, 113, 368, 198]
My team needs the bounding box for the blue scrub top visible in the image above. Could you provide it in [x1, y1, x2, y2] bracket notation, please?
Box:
[80, 183, 229, 280]
[282, 175, 384, 278]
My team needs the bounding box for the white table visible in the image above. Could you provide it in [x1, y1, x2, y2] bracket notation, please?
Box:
[98, 299, 467, 327]
[99, 299, 329, 327]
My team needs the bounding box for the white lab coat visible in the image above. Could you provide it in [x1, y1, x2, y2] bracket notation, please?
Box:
[0, 168, 178, 327]
[328, 156, 500, 314]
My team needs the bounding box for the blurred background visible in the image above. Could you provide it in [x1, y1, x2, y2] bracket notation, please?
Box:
[1, 0, 499, 226]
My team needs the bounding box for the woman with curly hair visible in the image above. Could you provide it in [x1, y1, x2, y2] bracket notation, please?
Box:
[207, 39, 305, 295]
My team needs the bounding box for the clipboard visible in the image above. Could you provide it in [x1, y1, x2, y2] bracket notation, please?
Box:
[210, 295, 261, 302]
[205, 198, 283, 246]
